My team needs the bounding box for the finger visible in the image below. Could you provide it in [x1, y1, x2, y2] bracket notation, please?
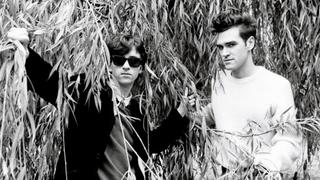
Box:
[188, 94, 195, 99]
[184, 87, 188, 97]
[189, 101, 195, 107]
[189, 102, 195, 107]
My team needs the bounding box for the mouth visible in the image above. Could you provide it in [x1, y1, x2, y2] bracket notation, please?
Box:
[121, 73, 131, 76]
[224, 59, 233, 62]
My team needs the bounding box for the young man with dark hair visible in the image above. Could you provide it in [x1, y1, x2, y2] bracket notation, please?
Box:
[7, 28, 194, 180]
[194, 12, 303, 178]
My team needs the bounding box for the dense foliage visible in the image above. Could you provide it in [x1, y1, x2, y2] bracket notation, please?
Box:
[0, 0, 319, 179]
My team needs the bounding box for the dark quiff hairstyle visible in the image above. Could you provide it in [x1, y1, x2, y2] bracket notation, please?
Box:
[107, 33, 148, 66]
[212, 11, 257, 42]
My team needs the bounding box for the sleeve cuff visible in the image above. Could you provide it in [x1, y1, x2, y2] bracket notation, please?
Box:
[254, 153, 281, 172]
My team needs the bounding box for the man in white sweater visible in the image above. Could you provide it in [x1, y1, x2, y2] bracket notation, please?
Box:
[194, 11, 303, 178]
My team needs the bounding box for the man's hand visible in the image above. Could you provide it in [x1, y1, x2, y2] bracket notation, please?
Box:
[7, 27, 30, 57]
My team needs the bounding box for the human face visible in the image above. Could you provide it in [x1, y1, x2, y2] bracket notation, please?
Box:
[216, 27, 253, 73]
[110, 46, 142, 87]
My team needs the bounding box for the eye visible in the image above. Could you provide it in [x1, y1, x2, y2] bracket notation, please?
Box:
[216, 45, 223, 50]
[226, 43, 236, 47]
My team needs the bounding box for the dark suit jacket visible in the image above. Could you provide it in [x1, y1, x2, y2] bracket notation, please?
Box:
[26, 49, 188, 180]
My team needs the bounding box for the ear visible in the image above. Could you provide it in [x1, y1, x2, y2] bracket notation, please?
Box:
[139, 66, 143, 74]
[246, 36, 255, 50]
[108, 64, 113, 74]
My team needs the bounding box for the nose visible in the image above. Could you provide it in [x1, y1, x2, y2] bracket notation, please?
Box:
[221, 48, 230, 58]
[122, 60, 130, 69]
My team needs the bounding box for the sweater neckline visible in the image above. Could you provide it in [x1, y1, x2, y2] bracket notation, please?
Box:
[227, 66, 265, 84]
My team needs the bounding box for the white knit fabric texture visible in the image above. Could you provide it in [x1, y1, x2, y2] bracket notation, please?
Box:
[197, 66, 303, 171]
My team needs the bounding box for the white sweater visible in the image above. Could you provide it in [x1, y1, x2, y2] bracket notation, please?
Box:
[199, 66, 302, 172]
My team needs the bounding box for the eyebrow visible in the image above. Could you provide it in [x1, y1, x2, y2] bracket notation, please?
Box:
[217, 40, 237, 46]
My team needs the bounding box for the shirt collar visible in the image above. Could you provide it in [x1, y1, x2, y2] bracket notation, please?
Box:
[116, 93, 132, 107]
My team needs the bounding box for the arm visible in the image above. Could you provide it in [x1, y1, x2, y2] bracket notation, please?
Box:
[149, 108, 189, 153]
[148, 89, 200, 152]
[254, 80, 303, 171]
[26, 48, 59, 105]
[7, 28, 60, 105]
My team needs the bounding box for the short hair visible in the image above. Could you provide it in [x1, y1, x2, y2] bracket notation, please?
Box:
[212, 11, 257, 41]
[107, 33, 148, 65]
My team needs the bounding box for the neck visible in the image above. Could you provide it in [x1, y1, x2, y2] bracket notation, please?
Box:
[119, 84, 133, 98]
[231, 55, 257, 79]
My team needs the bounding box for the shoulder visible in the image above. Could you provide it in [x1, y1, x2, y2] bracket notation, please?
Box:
[259, 67, 290, 83]
[259, 67, 292, 89]
[69, 74, 113, 100]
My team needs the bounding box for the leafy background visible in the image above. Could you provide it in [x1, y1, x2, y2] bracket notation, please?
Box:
[0, 0, 319, 179]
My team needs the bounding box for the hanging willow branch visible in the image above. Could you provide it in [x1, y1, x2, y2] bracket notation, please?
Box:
[0, 0, 319, 179]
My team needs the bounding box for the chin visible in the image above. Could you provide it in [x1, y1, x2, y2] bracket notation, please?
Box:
[224, 66, 234, 71]
[118, 81, 134, 86]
